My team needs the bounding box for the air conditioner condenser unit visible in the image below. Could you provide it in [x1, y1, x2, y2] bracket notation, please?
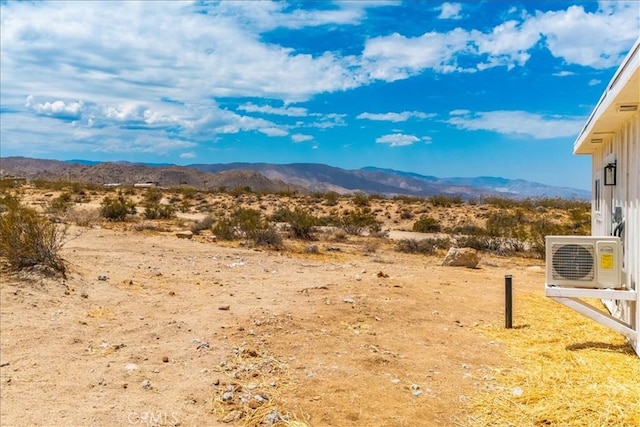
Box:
[546, 236, 622, 288]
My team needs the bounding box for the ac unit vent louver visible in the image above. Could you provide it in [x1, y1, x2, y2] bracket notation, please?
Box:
[552, 243, 594, 281]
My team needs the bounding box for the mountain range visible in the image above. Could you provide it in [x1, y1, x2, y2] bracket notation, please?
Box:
[0, 156, 590, 200]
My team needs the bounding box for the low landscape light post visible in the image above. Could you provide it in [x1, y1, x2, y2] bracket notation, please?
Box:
[505, 275, 513, 329]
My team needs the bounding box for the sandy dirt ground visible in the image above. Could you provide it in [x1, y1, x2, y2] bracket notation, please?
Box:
[0, 221, 547, 427]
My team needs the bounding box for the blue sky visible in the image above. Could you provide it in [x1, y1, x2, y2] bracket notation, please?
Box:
[1, 1, 639, 190]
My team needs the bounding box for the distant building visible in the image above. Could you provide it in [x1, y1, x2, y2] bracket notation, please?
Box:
[133, 181, 160, 188]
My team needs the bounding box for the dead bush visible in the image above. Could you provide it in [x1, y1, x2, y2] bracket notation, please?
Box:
[191, 215, 215, 235]
[67, 207, 101, 227]
[395, 238, 451, 255]
[253, 227, 283, 249]
[0, 194, 67, 276]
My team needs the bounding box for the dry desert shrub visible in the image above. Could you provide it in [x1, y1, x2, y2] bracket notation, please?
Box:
[0, 194, 67, 276]
[190, 215, 215, 235]
[395, 237, 451, 255]
[67, 207, 101, 227]
[100, 194, 136, 221]
[143, 188, 175, 219]
[412, 215, 441, 233]
[253, 227, 284, 249]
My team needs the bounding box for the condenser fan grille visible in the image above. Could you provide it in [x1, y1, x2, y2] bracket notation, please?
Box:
[551, 243, 595, 281]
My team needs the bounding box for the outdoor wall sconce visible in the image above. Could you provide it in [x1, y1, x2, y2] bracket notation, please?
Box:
[604, 162, 617, 186]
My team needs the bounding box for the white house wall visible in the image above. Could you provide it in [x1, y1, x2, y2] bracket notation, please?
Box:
[592, 112, 639, 352]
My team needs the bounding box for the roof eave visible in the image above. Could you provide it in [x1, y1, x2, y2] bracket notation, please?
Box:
[573, 37, 640, 155]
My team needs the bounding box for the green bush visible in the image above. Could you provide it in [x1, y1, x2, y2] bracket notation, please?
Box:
[232, 207, 264, 239]
[485, 210, 526, 239]
[48, 192, 73, 215]
[451, 224, 486, 236]
[399, 209, 414, 220]
[212, 217, 236, 240]
[100, 194, 136, 221]
[339, 208, 381, 235]
[322, 192, 340, 206]
[412, 215, 441, 233]
[271, 207, 317, 240]
[429, 194, 463, 207]
[142, 188, 175, 219]
[212, 207, 266, 240]
[352, 193, 371, 207]
[482, 196, 519, 209]
[0, 194, 67, 276]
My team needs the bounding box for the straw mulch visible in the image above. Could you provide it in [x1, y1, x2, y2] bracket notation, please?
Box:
[467, 291, 640, 427]
[211, 346, 310, 427]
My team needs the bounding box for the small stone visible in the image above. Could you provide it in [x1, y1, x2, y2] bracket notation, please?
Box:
[222, 409, 243, 423]
[264, 410, 282, 424]
[412, 390, 423, 397]
[98, 275, 108, 281]
[124, 363, 138, 372]
[218, 305, 230, 311]
[343, 297, 355, 304]
[175, 230, 193, 239]
[512, 387, 524, 397]
[254, 394, 268, 404]
[80, 291, 88, 298]
[141, 379, 151, 390]
[221, 391, 234, 402]
[390, 378, 401, 384]
[162, 356, 169, 363]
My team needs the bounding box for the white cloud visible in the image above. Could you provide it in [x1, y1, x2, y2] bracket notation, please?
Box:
[553, 71, 575, 77]
[25, 95, 84, 119]
[588, 79, 601, 86]
[259, 127, 289, 137]
[438, 3, 463, 20]
[376, 133, 421, 147]
[357, 111, 433, 122]
[209, 1, 391, 32]
[446, 110, 585, 139]
[180, 151, 196, 159]
[361, 3, 638, 79]
[238, 103, 308, 117]
[292, 134, 313, 143]
[529, 3, 639, 68]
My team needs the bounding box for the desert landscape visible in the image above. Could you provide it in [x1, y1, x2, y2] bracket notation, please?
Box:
[1, 182, 638, 426]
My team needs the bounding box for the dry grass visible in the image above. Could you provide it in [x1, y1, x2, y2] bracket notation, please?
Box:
[210, 347, 310, 427]
[468, 292, 640, 427]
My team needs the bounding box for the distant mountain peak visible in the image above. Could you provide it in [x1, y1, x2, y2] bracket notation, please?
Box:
[0, 157, 590, 200]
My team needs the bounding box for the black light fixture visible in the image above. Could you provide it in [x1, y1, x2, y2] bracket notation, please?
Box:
[604, 162, 617, 186]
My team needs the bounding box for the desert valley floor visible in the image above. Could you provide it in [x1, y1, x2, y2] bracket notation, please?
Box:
[0, 222, 550, 426]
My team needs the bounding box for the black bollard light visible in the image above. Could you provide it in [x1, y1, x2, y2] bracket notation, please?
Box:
[505, 275, 513, 329]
